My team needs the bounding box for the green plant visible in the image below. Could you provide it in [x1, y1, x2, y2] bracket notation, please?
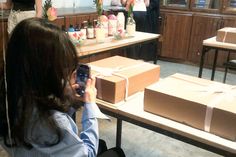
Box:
[126, 0, 135, 17]
[93, 0, 103, 16]
[43, 0, 52, 19]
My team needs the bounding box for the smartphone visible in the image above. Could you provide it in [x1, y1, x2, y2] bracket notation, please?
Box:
[76, 64, 90, 96]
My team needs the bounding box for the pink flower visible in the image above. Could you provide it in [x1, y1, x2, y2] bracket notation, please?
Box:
[47, 7, 57, 21]
[72, 32, 77, 38]
[98, 0, 103, 5]
[126, 0, 135, 11]
[79, 31, 84, 37]
[117, 29, 125, 38]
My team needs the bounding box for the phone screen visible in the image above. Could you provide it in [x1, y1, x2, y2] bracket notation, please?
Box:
[76, 64, 90, 96]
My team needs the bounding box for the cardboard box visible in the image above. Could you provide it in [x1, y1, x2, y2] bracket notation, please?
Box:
[144, 73, 236, 141]
[216, 27, 236, 44]
[89, 56, 160, 104]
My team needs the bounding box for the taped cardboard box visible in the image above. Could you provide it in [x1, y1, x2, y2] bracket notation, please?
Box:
[216, 27, 236, 44]
[89, 56, 160, 104]
[144, 73, 236, 141]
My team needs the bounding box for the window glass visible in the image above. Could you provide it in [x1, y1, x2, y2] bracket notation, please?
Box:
[162, 0, 188, 8]
[229, 0, 236, 8]
[193, 0, 220, 9]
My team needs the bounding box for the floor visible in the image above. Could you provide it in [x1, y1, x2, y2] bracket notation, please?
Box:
[0, 60, 235, 157]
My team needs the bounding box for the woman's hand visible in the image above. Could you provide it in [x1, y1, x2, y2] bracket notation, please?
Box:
[144, 0, 150, 7]
[68, 71, 97, 104]
[83, 76, 97, 104]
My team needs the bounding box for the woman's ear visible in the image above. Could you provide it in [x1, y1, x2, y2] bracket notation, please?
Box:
[71, 70, 77, 84]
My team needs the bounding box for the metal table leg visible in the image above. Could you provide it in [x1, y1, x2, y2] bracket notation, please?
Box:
[198, 46, 208, 78]
[211, 49, 218, 80]
[153, 39, 159, 64]
[116, 119, 122, 147]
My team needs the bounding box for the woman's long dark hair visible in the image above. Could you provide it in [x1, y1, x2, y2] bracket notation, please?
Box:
[0, 18, 78, 147]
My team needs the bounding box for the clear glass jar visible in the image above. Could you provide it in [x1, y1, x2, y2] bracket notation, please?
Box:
[87, 20, 94, 39]
[95, 19, 106, 43]
[108, 14, 117, 36]
[81, 21, 88, 40]
[117, 12, 125, 32]
[126, 14, 136, 37]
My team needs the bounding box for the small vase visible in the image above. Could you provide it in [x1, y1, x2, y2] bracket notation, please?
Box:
[95, 19, 106, 43]
[126, 14, 136, 37]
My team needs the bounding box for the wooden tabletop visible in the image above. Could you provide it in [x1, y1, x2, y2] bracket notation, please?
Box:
[203, 36, 236, 50]
[76, 31, 160, 57]
[97, 90, 236, 154]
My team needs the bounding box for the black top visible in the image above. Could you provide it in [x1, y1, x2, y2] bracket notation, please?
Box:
[12, 0, 35, 3]
[12, 0, 35, 11]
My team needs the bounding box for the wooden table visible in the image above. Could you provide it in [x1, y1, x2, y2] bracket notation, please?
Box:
[97, 91, 236, 157]
[198, 36, 236, 80]
[76, 31, 160, 64]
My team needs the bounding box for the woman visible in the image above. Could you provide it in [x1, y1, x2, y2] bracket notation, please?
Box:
[122, 0, 149, 32]
[121, 0, 150, 59]
[146, 0, 159, 34]
[0, 18, 125, 157]
[6, 0, 42, 33]
[144, 0, 160, 61]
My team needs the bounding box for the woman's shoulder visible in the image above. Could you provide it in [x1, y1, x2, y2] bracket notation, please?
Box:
[28, 110, 76, 146]
[50, 110, 75, 129]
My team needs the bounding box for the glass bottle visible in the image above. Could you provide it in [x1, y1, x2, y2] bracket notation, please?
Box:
[108, 14, 117, 36]
[87, 20, 94, 39]
[96, 17, 106, 43]
[96, 24, 106, 43]
[68, 24, 75, 32]
[100, 15, 108, 37]
[126, 14, 136, 37]
[61, 25, 66, 31]
[68, 24, 76, 40]
[117, 12, 125, 33]
[74, 24, 81, 41]
[74, 24, 80, 31]
[81, 21, 88, 40]
[93, 19, 98, 38]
